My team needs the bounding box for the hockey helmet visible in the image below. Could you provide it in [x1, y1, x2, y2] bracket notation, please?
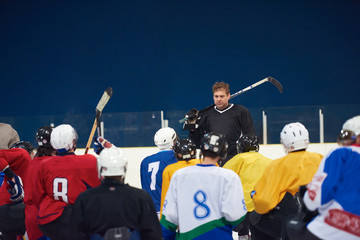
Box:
[173, 138, 197, 161]
[280, 122, 309, 153]
[154, 127, 177, 150]
[337, 115, 360, 145]
[201, 132, 228, 159]
[98, 147, 127, 178]
[50, 124, 78, 153]
[236, 135, 259, 153]
[36, 126, 54, 147]
[10, 141, 36, 155]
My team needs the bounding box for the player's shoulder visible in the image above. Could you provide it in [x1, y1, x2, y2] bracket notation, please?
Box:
[0, 147, 30, 158]
[218, 165, 240, 175]
[307, 151, 323, 158]
[77, 153, 97, 161]
[125, 184, 154, 200]
[232, 104, 250, 111]
[325, 146, 360, 162]
[143, 150, 175, 162]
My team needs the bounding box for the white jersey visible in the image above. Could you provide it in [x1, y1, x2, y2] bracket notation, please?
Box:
[160, 164, 247, 240]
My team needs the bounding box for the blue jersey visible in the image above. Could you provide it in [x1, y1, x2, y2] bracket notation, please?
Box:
[140, 150, 177, 213]
[304, 146, 360, 239]
[0, 172, 3, 186]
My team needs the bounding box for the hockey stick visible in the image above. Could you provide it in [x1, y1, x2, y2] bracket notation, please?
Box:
[84, 87, 113, 154]
[179, 77, 282, 123]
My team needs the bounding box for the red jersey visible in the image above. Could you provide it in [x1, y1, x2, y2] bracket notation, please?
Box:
[0, 148, 31, 205]
[33, 153, 100, 225]
[24, 156, 50, 240]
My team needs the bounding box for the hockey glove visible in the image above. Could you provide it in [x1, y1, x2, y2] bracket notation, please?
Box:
[93, 136, 114, 155]
[7, 175, 24, 203]
[185, 108, 199, 124]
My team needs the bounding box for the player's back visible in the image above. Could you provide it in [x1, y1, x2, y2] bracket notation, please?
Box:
[36, 153, 100, 224]
[161, 164, 246, 240]
[140, 150, 177, 212]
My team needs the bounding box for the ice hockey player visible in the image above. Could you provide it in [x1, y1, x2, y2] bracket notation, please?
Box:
[140, 127, 177, 217]
[284, 115, 360, 240]
[72, 144, 162, 240]
[223, 135, 272, 240]
[160, 138, 202, 217]
[0, 141, 35, 240]
[24, 126, 55, 240]
[32, 124, 100, 240]
[161, 132, 247, 240]
[0, 123, 20, 188]
[0, 123, 20, 150]
[251, 122, 323, 240]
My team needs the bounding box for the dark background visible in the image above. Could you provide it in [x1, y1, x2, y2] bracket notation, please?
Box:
[1, 1, 359, 146]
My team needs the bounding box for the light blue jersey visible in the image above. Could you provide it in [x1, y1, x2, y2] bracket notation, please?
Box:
[140, 150, 177, 213]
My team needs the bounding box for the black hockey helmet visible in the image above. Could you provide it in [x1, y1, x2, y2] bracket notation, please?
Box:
[10, 141, 36, 154]
[200, 132, 228, 159]
[173, 138, 197, 161]
[236, 135, 259, 153]
[36, 126, 54, 147]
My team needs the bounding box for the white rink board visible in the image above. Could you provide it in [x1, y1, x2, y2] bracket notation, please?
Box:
[76, 143, 338, 189]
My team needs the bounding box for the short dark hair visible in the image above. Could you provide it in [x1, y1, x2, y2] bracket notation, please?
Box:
[212, 82, 230, 95]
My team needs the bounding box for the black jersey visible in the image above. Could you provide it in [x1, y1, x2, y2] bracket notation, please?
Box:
[71, 179, 162, 240]
[189, 104, 255, 165]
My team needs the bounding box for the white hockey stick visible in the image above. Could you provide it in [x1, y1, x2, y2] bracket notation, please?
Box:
[179, 77, 282, 123]
[85, 87, 113, 154]
[229, 77, 282, 99]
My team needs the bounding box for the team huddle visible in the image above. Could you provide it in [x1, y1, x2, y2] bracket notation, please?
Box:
[0, 82, 359, 240]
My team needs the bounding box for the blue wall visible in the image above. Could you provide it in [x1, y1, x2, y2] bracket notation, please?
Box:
[1, 1, 359, 145]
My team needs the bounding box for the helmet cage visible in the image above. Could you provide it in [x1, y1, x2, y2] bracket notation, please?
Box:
[201, 133, 228, 159]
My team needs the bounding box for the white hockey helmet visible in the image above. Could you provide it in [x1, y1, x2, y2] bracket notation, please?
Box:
[280, 122, 309, 153]
[154, 127, 177, 150]
[50, 124, 78, 153]
[98, 147, 127, 178]
[342, 115, 360, 136]
[338, 115, 360, 145]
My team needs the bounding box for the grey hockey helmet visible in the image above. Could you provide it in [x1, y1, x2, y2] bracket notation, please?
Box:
[236, 135, 259, 153]
[201, 132, 228, 159]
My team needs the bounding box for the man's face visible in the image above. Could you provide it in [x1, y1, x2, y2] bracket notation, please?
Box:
[213, 89, 230, 110]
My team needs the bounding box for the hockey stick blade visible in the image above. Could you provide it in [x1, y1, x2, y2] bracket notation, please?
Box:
[85, 87, 113, 154]
[267, 77, 283, 93]
[96, 87, 113, 113]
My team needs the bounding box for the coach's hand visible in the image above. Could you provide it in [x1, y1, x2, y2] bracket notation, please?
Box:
[7, 175, 24, 203]
[185, 109, 199, 124]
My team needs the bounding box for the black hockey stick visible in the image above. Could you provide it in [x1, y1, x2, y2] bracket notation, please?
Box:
[85, 87, 113, 154]
[179, 77, 283, 123]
